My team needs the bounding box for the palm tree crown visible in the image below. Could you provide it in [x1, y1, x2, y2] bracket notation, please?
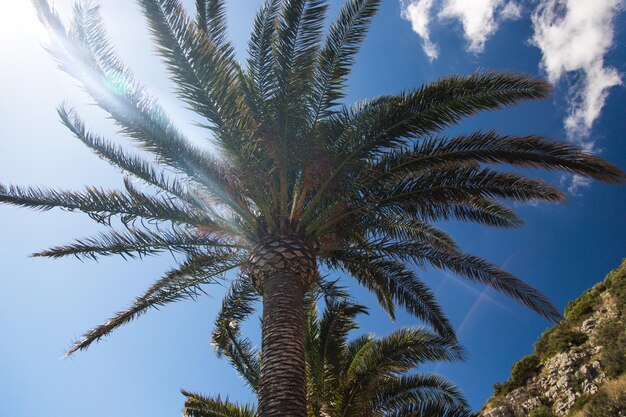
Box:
[1, 0, 624, 415]
[183, 283, 473, 417]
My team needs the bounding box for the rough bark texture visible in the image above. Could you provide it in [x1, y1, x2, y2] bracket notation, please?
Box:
[247, 236, 317, 293]
[247, 236, 317, 417]
[259, 274, 307, 417]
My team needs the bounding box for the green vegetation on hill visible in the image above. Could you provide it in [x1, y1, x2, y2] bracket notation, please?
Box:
[534, 327, 588, 359]
[568, 375, 626, 417]
[597, 320, 626, 378]
[493, 354, 541, 396]
[529, 404, 556, 417]
[489, 260, 626, 401]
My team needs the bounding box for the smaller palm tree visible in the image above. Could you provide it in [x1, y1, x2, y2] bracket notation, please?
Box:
[182, 281, 473, 417]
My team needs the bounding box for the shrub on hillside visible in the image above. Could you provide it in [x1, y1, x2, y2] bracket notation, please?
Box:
[579, 390, 626, 417]
[564, 285, 603, 322]
[565, 260, 625, 321]
[604, 260, 626, 315]
[529, 404, 556, 417]
[535, 328, 588, 358]
[492, 382, 505, 396]
[567, 393, 592, 416]
[510, 354, 541, 386]
[597, 321, 626, 378]
[493, 354, 542, 396]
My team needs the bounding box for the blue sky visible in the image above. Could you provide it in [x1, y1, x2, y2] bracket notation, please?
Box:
[0, 0, 624, 415]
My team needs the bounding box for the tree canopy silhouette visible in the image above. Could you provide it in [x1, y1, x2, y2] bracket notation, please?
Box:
[0, 0, 623, 415]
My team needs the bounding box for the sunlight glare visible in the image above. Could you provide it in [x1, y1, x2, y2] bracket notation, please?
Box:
[0, 1, 48, 46]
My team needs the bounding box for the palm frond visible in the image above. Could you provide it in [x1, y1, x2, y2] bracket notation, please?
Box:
[362, 214, 459, 251]
[138, 0, 249, 142]
[339, 238, 562, 322]
[65, 250, 242, 356]
[58, 104, 210, 209]
[309, 164, 563, 237]
[324, 255, 456, 341]
[195, 0, 228, 45]
[445, 197, 522, 228]
[272, 0, 327, 121]
[337, 327, 463, 416]
[212, 278, 258, 352]
[388, 403, 476, 417]
[309, 0, 381, 122]
[0, 183, 213, 227]
[340, 72, 551, 154]
[211, 276, 261, 391]
[371, 162, 565, 207]
[245, 0, 281, 122]
[311, 277, 352, 301]
[373, 374, 469, 414]
[423, 250, 563, 322]
[347, 327, 464, 377]
[372, 131, 625, 184]
[140, 0, 279, 229]
[303, 72, 552, 215]
[32, 227, 245, 260]
[182, 390, 257, 417]
[35, 1, 220, 185]
[317, 299, 367, 373]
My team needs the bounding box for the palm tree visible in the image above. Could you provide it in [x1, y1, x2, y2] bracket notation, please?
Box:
[182, 282, 474, 417]
[1, 0, 623, 415]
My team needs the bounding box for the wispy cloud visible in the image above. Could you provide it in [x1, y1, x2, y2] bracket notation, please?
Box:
[500, 1, 522, 20]
[401, 0, 522, 57]
[562, 173, 592, 196]
[455, 252, 517, 337]
[437, 271, 512, 312]
[531, 0, 622, 147]
[401, 0, 439, 61]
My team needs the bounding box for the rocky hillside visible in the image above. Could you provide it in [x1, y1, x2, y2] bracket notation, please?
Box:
[480, 260, 626, 417]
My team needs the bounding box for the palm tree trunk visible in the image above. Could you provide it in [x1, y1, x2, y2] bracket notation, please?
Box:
[248, 236, 316, 417]
[258, 273, 307, 417]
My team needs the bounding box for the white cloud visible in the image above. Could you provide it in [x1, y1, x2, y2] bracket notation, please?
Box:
[500, 1, 522, 20]
[531, 0, 623, 147]
[438, 0, 522, 53]
[562, 174, 592, 195]
[401, 0, 523, 58]
[569, 175, 592, 195]
[401, 0, 439, 61]
[438, 0, 502, 53]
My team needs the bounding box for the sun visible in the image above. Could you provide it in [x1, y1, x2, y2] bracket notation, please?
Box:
[0, 1, 49, 46]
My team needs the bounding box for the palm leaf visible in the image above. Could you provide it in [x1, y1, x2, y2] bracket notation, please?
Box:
[211, 276, 261, 391]
[245, 0, 281, 122]
[58, 104, 202, 207]
[195, 0, 228, 45]
[35, 1, 219, 184]
[342, 239, 562, 322]
[138, 0, 248, 141]
[372, 131, 626, 184]
[373, 374, 468, 413]
[303, 72, 554, 221]
[309, 0, 381, 122]
[0, 183, 211, 227]
[338, 327, 464, 416]
[182, 390, 257, 417]
[32, 227, 245, 260]
[325, 254, 456, 341]
[65, 250, 242, 356]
